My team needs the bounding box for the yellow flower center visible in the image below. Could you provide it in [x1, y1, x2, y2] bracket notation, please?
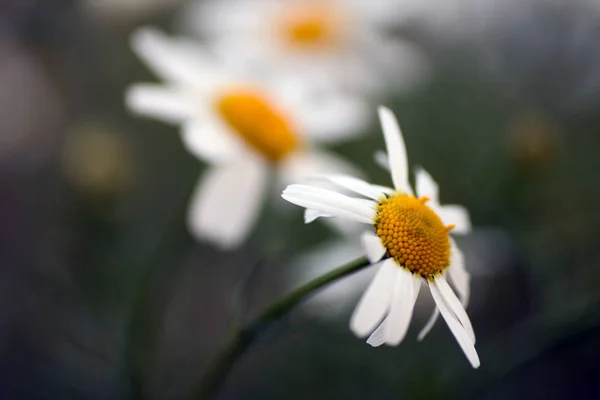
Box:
[280, 4, 342, 48]
[215, 89, 299, 162]
[375, 194, 454, 277]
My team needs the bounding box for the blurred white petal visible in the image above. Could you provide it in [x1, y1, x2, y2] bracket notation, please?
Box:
[415, 166, 440, 204]
[373, 150, 390, 171]
[131, 27, 228, 90]
[296, 94, 371, 144]
[187, 155, 268, 249]
[180, 117, 245, 165]
[125, 84, 192, 124]
[131, 27, 201, 85]
[279, 150, 362, 186]
[178, 0, 273, 38]
[358, 29, 431, 94]
[437, 205, 472, 234]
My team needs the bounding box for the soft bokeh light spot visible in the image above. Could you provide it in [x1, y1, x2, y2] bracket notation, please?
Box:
[62, 123, 133, 198]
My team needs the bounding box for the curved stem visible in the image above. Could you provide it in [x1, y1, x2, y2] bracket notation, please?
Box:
[193, 255, 370, 399]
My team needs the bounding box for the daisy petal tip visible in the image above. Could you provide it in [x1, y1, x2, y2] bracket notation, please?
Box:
[131, 26, 159, 47]
[469, 352, 481, 369]
[349, 319, 369, 339]
[377, 105, 393, 117]
[280, 193, 295, 206]
[303, 209, 326, 224]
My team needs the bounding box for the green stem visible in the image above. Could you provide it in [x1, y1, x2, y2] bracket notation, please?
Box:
[193, 255, 370, 399]
[122, 191, 191, 399]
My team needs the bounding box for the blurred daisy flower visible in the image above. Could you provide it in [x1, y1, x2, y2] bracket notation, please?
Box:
[282, 107, 479, 368]
[126, 28, 370, 249]
[177, 0, 429, 95]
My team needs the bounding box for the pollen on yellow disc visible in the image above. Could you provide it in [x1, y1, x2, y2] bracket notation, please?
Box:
[375, 194, 452, 277]
[280, 4, 342, 47]
[215, 89, 299, 162]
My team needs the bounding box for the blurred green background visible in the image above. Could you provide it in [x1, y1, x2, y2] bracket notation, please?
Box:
[2, 0, 600, 399]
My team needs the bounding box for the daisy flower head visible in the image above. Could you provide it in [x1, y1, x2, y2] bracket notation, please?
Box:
[177, 0, 429, 95]
[126, 27, 370, 249]
[282, 107, 479, 368]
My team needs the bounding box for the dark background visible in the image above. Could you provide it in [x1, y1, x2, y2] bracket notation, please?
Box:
[2, 0, 600, 398]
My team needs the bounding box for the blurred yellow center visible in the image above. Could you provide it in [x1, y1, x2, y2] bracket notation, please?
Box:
[215, 90, 299, 162]
[281, 6, 340, 47]
[375, 195, 454, 277]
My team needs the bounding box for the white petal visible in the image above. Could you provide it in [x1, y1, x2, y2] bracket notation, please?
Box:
[429, 283, 480, 368]
[448, 239, 470, 307]
[125, 84, 193, 124]
[417, 309, 440, 341]
[131, 27, 202, 85]
[131, 27, 230, 91]
[278, 150, 363, 186]
[437, 205, 472, 235]
[417, 241, 472, 342]
[304, 208, 367, 237]
[385, 270, 420, 346]
[304, 209, 331, 223]
[180, 118, 245, 165]
[373, 150, 390, 171]
[350, 259, 397, 338]
[361, 231, 386, 263]
[415, 166, 440, 204]
[370, 184, 395, 196]
[432, 277, 476, 344]
[317, 174, 389, 200]
[296, 93, 371, 144]
[325, 220, 364, 237]
[282, 185, 377, 224]
[187, 155, 268, 249]
[377, 106, 413, 195]
[177, 0, 272, 38]
[366, 320, 387, 347]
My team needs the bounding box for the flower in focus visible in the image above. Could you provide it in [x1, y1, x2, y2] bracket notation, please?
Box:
[282, 107, 479, 368]
[125, 27, 370, 249]
[177, 0, 429, 95]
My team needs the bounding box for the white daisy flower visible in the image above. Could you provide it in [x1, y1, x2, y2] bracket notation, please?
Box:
[125, 27, 369, 249]
[282, 106, 479, 368]
[177, 0, 429, 95]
